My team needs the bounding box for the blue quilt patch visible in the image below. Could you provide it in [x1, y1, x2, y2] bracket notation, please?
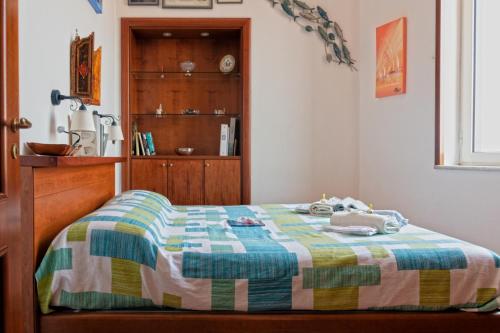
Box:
[90, 230, 158, 269]
[392, 248, 467, 270]
[182, 252, 299, 280]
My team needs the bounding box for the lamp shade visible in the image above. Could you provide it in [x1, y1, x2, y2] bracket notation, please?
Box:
[70, 110, 96, 132]
[108, 124, 124, 141]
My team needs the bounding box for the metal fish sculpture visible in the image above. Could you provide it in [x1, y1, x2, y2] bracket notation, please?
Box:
[317, 6, 333, 24]
[281, 1, 299, 21]
[332, 42, 344, 64]
[267, 0, 279, 7]
[300, 11, 319, 22]
[342, 43, 357, 70]
[318, 26, 333, 45]
[267, 0, 357, 71]
[334, 22, 347, 42]
[293, 0, 314, 12]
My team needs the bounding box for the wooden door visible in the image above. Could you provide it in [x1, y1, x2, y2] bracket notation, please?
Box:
[204, 160, 241, 205]
[131, 159, 167, 196]
[167, 160, 203, 205]
[0, 1, 22, 332]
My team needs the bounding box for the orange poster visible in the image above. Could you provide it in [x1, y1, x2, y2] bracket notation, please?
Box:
[376, 17, 407, 98]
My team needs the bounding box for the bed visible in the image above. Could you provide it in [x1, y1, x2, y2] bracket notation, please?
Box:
[20, 157, 500, 333]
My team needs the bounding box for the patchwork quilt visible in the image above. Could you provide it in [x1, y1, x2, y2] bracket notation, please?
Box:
[36, 191, 500, 314]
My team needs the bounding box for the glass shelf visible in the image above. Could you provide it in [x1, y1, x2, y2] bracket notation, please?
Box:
[131, 113, 240, 118]
[131, 72, 241, 80]
[132, 155, 241, 160]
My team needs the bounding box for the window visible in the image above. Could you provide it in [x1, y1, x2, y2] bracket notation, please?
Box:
[438, 0, 500, 166]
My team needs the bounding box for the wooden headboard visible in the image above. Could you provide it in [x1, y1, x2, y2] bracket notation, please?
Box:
[20, 156, 124, 332]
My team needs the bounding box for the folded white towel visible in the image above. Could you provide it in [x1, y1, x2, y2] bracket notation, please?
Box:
[323, 225, 379, 236]
[329, 211, 402, 235]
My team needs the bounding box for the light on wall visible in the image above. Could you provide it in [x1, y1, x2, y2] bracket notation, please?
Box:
[92, 111, 124, 156]
[51, 89, 96, 133]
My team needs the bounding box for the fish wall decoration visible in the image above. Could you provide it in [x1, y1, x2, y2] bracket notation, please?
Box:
[267, 0, 357, 70]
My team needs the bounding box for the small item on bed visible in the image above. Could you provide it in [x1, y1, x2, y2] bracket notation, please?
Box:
[309, 196, 370, 217]
[294, 204, 311, 214]
[227, 217, 265, 227]
[325, 210, 404, 236]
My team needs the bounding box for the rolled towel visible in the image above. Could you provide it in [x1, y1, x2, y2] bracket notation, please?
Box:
[329, 211, 402, 235]
[373, 210, 409, 226]
[310, 197, 370, 217]
[309, 203, 334, 217]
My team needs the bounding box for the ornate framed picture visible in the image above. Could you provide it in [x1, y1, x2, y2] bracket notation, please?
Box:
[70, 33, 94, 102]
[217, 0, 242, 3]
[70, 32, 101, 105]
[128, 0, 159, 5]
[162, 0, 213, 9]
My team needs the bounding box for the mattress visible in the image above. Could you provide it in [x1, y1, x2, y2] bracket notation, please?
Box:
[36, 191, 500, 314]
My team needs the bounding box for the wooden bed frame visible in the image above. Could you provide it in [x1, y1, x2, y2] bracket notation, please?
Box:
[20, 156, 500, 333]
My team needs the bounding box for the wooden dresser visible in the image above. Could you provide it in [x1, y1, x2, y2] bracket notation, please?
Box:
[121, 18, 251, 205]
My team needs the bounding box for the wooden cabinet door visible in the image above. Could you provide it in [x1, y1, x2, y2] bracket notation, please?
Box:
[131, 159, 168, 196]
[167, 160, 204, 205]
[204, 160, 241, 205]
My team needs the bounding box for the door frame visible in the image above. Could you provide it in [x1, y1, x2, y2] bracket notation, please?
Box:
[0, 0, 21, 332]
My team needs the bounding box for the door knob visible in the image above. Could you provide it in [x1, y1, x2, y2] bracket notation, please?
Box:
[11, 117, 32, 132]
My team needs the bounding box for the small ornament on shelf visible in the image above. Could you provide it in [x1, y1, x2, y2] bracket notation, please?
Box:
[155, 104, 164, 117]
[182, 108, 201, 115]
[180, 60, 196, 77]
[214, 107, 226, 116]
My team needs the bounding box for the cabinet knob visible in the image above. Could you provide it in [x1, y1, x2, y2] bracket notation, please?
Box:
[169, 163, 174, 167]
[161, 163, 166, 167]
[205, 163, 210, 167]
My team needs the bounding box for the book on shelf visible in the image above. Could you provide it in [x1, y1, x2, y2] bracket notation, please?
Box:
[228, 118, 236, 156]
[145, 132, 156, 155]
[228, 117, 240, 156]
[142, 133, 151, 156]
[220, 124, 229, 156]
[132, 131, 156, 156]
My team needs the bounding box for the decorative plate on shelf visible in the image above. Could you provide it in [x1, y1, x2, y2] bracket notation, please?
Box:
[219, 55, 236, 74]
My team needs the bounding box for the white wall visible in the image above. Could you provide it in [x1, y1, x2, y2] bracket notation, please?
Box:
[116, 0, 360, 204]
[19, 0, 119, 157]
[19, 0, 360, 204]
[358, 0, 500, 253]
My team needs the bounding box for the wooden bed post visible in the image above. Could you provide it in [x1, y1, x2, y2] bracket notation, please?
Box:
[20, 156, 125, 333]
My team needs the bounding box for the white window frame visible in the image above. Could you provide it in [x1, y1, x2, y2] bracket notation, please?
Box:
[459, 0, 500, 166]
